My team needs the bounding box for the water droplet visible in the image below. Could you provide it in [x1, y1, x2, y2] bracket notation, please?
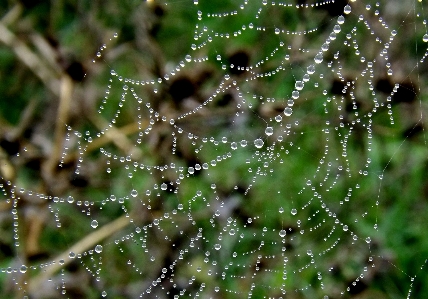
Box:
[69, 252, 76, 259]
[101, 291, 107, 297]
[284, 107, 293, 116]
[337, 15, 345, 24]
[295, 81, 304, 90]
[231, 142, 238, 150]
[214, 244, 221, 250]
[229, 229, 235, 235]
[185, 55, 192, 62]
[279, 230, 286, 237]
[307, 64, 315, 74]
[333, 25, 341, 33]
[254, 138, 264, 148]
[275, 28, 280, 34]
[95, 245, 103, 253]
[303, 74, 310, 82]
[91, 220, 98, 228]
[343, 225, 348, 231]
[20, 265, 27, 273]
[292, 90, 299, 99]
[279, 207, 284, 213]
[314, 53, 323, 64]
[265, 127, 274, 136]
[131, 189, 138, 197]
[344, 4, 351, 14]
[291, 209, 297, 215]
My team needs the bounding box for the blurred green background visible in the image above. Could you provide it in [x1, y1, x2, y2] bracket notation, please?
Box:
[0, 0, 427, 298]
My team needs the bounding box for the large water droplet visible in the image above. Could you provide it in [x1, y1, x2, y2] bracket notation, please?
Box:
[292, 90, 300, 99]
[279, 230, 286, 238]
[284, 107, 293, 116]
[307, 64, 315, 74]
[423, 34, 428, 42]
[265, 127, 274, 136]
[314, 53, 323, 64]
[214, 244, 221, 250]
[95, 245, 103, 253]
[291, 209, 297, 215]
[131, 189, 138, 197]
[254, 138, 264, 148]
[344, 4, 351, 14]
[91, 220, 98, 229]
[295, 81, 304, 90]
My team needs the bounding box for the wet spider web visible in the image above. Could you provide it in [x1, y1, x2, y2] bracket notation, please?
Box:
[2, 0, 428, 298]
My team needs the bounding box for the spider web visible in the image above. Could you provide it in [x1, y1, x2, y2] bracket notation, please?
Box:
[1, 0, 428, 298]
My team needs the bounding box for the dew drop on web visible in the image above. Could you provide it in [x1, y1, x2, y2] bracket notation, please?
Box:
[91, 220, 98, 228]
[254, 138, 264, 148]
[95, 245, 103, 253]
[284, 107, 293, 116]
